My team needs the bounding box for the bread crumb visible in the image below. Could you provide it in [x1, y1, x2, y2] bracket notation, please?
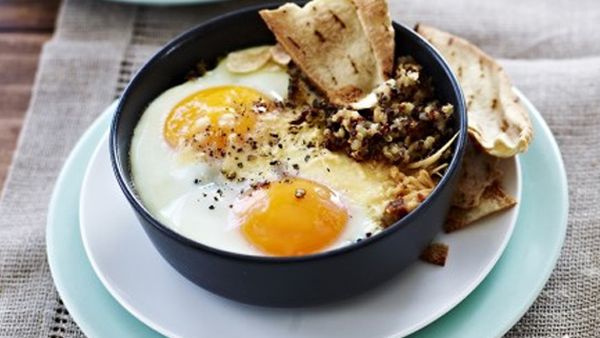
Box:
[420, 242, 449, 266]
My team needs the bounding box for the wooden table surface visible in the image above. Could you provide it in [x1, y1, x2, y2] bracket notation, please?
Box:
[0, 0, 61, 191]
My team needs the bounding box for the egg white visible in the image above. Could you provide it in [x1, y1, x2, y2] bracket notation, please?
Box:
[131, 56, 392, 256]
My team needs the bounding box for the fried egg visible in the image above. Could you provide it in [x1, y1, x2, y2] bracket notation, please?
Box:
[131, 49, 398, 256]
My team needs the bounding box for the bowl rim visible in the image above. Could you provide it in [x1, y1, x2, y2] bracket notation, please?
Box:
[110, 2, 468, 264]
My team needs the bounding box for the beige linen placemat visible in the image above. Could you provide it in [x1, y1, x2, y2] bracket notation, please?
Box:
[0, 0, 598, 336]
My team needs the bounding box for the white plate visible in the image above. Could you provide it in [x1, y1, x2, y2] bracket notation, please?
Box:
[80, 133, 520, 338]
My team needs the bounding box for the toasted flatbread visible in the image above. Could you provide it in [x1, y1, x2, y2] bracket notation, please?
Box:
[415, 24, 533, 158]
[445, 182, 516, 232]
[351, 0, 395, 78]
[259, 0, 390, 105]
[420, 242, 449, 266]
[451, 141, 502, 209]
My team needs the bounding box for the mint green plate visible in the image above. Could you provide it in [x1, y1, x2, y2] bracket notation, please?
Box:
[46, 91, 568, 337]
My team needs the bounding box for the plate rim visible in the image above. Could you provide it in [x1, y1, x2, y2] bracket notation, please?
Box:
[495, 88, 569, 336]
[46, 90, 568, 337]
[46, 106, 111, 336]
[46, 102, 163, 337]
[79, 134, 178, 338]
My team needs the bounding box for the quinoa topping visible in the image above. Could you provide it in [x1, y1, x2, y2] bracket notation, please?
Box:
[288, 56, 455, 167]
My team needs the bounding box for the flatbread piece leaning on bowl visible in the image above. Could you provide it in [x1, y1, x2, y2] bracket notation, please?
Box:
[414, 24, 533, 236]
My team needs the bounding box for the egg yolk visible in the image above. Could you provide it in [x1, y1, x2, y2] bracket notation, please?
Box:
[233, 178, 348, 256]
[164, 86, 266, 152]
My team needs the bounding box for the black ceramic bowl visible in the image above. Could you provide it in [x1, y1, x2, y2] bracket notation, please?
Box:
[110, 4, 467, 307]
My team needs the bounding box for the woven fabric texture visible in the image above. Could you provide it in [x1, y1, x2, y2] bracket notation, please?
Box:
[0, 0, 598, 337]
